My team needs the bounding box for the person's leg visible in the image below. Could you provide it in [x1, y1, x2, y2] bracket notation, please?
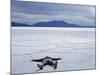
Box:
[37, 64, 43, 70]
[54, 61, 57, 70]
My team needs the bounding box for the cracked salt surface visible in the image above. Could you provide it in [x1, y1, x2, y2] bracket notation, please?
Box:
[11, 27, 95, 74]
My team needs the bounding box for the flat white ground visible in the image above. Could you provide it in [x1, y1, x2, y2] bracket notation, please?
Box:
[11, 27, 96, 74]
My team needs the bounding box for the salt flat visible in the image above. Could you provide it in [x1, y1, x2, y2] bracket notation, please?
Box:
[11, 27, 96, 74]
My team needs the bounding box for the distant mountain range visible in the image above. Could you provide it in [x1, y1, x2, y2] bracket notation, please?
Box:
[11, 22, 32, 27]
[11, 20, 95, 28]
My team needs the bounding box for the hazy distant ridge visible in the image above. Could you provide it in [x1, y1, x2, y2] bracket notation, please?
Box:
[11, 20, 95, 28]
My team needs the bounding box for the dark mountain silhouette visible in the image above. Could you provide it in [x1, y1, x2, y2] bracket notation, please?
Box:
[11, 22, 33, 27]
[33, 20, 81, 27]
[11, 21, 95, 28]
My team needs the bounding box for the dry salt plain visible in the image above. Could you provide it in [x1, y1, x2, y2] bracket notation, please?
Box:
[11, 27, 96, 74]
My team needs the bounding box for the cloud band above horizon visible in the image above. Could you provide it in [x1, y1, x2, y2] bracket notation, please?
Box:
[11, 0, 96, 26]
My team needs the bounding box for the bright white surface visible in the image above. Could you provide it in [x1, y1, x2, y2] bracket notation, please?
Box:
[11, 27, 95, 74]
[0, 0, 10, 75]
[0, 0, 99, 75]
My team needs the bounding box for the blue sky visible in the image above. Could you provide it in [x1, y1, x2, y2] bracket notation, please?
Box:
[11, 0, 96, 26]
